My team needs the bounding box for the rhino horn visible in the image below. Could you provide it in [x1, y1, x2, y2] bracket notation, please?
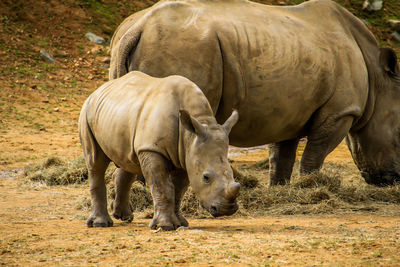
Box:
[222, 109, 239, 134]
[179, 109, 207, 137]
[226, 181, 241, 201]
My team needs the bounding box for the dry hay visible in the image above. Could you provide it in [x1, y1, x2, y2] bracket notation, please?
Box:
[24, 157, 400, 217]
[23, 156, 115, 185]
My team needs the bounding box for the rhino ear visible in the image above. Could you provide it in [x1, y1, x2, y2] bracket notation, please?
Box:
[179, 109, 207, 137]
[380, 48, 399, 75]
[222, 109, 239, 135]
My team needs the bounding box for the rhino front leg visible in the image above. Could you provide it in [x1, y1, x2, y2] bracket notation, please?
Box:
[268, 138, 300, 186]
[138, 152, 181, 230]
[170, 169, 190, 227]
[112, 168, 136, 222]
[300, 116, 353, 174]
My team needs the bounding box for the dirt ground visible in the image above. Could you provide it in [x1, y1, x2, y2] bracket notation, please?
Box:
[1, 144, 400, 266]
[1, 0, 400, 265]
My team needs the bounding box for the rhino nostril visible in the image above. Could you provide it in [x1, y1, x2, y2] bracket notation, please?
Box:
[210, 205, 218, 216]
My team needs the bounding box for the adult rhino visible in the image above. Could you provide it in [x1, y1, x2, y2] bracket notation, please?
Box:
[79, 71, 240, 230]
[110, 0, 400, 186]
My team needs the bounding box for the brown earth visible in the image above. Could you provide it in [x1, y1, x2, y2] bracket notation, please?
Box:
[1, 145, 400, 266]
[1, 0, 400, 266]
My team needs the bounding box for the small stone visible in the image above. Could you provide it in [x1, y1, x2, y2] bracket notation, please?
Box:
[392, 31, 400, 42]
[85, 32, 105, 45]
[40, 50, 55, 64]
[388, 20, 400, 32]
[61, 97, 67, 101]
[55, 50, 68, 58]
[102, 57, 111, 64]
[176, 226, 189, 231]
[42, 99, 49, 103]
[362, 0, 383, 11]
[54, 107, 59, 112]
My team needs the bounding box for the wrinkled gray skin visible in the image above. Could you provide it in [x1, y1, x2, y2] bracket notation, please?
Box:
[79, 71, 240, 230]
[110, 0, 400, 186]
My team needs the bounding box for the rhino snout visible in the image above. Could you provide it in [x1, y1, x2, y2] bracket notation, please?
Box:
[209, 201, 239, 217]
[361, 170, 400, 186]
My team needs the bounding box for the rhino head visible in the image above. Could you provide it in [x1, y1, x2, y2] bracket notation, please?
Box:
[347, 48, 400, 186]
[180, 109, 240, 217]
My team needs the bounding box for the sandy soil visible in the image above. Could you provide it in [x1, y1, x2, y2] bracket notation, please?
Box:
[1, 145, 400, 266]
[1, 0, 400, 265]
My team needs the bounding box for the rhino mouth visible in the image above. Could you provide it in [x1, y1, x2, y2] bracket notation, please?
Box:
[361, 171, 400, 186]
[205, 202, 239, 217]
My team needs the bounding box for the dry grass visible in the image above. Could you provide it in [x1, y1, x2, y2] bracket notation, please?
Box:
[23, 156, 115, 185]
[23, 157, 400, 217]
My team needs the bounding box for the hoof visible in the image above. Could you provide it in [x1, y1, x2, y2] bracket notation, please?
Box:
[149, 214, 181, 231]
[113, 212, 133, 222]
[87, 214, 114, 228]
[177, 213, 189, 227]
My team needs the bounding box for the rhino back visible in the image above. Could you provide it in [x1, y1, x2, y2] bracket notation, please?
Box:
[86, 72, 212, 171]
[86, 72, 174, 172]
[112, 0, 370, 146]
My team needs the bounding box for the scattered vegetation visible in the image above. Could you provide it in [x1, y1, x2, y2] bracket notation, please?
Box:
[23, 157, 400, 217]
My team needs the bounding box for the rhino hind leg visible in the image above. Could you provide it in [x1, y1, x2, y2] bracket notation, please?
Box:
[112, 168, 136, 222]
[85, 146, 113, 227]
[268, 138, 300, 186]
[80, 118, 113, 227]
[138, 152, 182, 230]
[300, 116, 353, 175]
[170, 169, 190, 227]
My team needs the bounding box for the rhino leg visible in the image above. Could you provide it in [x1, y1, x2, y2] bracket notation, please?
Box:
[300, 116, 353, 174]
[85, 150, 113, 227]
[112, 168, 135, 222]
[170, 169, 189, 227]
[80, 120, 113, 227]
[268, 138, 300, 186]
[138, 152, 181, 230]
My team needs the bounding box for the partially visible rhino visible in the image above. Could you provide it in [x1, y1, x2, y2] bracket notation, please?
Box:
[110, 0, 400, 186]
[79, 71, 240, 230]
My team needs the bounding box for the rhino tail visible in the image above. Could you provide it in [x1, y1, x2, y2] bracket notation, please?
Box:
[109, 22, 143, 80]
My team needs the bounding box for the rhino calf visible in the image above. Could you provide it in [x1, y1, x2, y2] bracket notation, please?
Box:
[79, 71, 240, 230]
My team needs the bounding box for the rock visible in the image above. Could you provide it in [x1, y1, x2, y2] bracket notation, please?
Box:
[362, 0, 383, 11]
[392, 31, 400, 42]
[388, 20, 400, 32]
[40, 50, 55, 64]
[102, 57, 111, 64]
[85, 32, 105, 45]
[54, 107, 59, 112]
[55, 50, 68, 58]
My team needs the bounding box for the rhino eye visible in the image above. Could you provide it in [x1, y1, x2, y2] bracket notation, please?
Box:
[202, 174, 211, 184]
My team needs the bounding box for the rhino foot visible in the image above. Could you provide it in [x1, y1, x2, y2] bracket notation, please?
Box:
[87, 213, 114, 228]
[112, 209, 133, 222]
[176, 213, 189, 227]
[149, 213, 182, 231]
